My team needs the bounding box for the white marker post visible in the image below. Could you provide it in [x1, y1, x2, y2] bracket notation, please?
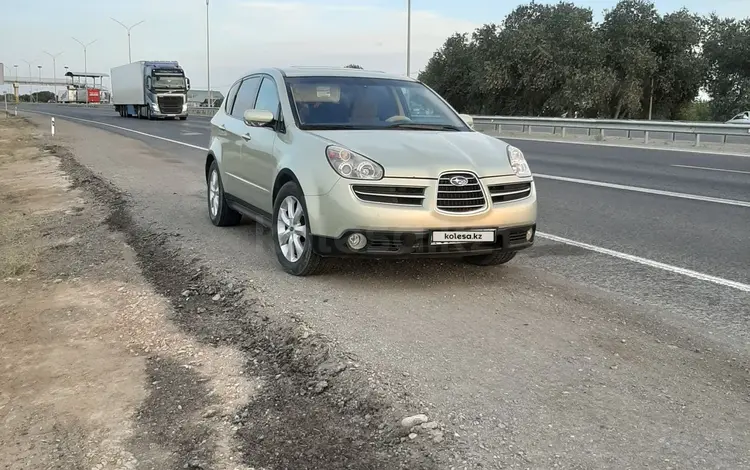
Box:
[51, 117, 55, 136]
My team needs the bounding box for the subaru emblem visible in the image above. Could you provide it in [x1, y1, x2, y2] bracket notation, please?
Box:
[450, 176, 469, 186]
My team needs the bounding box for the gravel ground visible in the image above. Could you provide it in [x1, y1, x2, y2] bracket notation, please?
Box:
[6, 113, 750, 469]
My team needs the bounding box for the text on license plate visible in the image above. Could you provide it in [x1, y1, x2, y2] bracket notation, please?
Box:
[431, 230, 496, 245]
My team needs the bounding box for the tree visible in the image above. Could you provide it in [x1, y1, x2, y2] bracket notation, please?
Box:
[418, 0, 732, 120]
[702, 15, 750, 120]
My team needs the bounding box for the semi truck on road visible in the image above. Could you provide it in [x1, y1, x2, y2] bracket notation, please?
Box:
[111, 61, 191, 120]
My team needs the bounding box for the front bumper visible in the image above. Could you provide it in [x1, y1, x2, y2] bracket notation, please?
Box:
[304, 174, 537, 257]
[311, 224, 536, 258]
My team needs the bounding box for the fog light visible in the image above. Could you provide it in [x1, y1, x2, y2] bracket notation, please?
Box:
[526, 228, 534, 241]
[346, 233, 367, 250]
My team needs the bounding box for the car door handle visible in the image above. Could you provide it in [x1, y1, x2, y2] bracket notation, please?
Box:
[242, 133, 252, 141]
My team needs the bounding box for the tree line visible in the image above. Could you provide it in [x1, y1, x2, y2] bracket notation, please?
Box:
[417, 0, 750, 121]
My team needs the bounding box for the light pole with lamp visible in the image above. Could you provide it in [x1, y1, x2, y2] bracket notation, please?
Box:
[21, 60, 33, 102]
[110, 18, 145, 63]
[206, 0, 212, 107]
[43, 51, 63, 102]
[72, 37, 96, 104]
[37, 65, 42, 102]
[406, 0, 411, 77]
[13, 65, 19, 103]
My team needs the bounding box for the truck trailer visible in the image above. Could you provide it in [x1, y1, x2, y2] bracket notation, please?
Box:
[110, 61, 191, 120]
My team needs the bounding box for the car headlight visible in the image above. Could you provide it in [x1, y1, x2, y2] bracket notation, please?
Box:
[507, 145, 531, 177]
[325, 145, 384, 180]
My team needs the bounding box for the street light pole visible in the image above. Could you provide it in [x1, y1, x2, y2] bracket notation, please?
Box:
[22, 60, 33, 102]
[13, 65, 18, 103]
[206, 0, 212, 107]
[110, 18, 145, 63]
[44, 51, 63, 101]
[406, 0, 411, 77]
[72, 37, 96, 104]
[37, 65, 42, 102]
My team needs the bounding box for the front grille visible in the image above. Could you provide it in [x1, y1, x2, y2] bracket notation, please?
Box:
[157, 95, 184, 114]
[352, 185, 425, 206]
[436, 171, 487, 213]
[487, 182, 532, 204]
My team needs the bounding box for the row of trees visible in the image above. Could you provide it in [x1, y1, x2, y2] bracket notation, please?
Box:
[417, 0, 750, 121]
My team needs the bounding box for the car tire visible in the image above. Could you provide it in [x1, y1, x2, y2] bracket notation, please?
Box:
[463, 251, 517, 266]
[207, 160, 242, 227]
[272, 182, 326, 276]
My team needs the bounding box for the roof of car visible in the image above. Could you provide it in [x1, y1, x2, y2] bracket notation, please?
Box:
[247, 66, 417, 81]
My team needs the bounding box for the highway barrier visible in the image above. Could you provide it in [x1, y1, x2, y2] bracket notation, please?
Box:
[21, 103, 750, 147]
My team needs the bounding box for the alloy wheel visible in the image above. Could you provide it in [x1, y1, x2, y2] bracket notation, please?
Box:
[276, 195, 307, 263]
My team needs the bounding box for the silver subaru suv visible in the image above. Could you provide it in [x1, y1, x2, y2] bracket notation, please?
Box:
[205, 66, 537, 276]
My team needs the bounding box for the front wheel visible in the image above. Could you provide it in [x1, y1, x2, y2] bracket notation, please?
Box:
[463, 251, 517, 266]
[272, 182, 326, 276]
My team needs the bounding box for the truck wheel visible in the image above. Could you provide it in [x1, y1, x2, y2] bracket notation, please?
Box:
[147, 107, 154, 120]
[463, 251, 517, 266]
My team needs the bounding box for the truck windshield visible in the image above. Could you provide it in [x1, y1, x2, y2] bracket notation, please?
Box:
[153, 74, 186, 89]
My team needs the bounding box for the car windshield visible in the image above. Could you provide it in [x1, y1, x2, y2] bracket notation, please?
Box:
[153, 74, 186, 89]
[285, 76, 470, 131]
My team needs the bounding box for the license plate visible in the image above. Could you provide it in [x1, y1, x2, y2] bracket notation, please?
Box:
[431, 230, 496, 245]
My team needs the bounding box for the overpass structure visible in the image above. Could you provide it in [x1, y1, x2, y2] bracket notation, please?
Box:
[2, 64, 108, 103]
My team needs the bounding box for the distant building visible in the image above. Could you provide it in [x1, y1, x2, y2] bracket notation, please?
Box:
[187, 89, 224, 107]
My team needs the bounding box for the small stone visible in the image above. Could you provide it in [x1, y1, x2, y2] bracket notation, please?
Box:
[181, 290, 191, 297]
[421, 421, 439, 430]
[314, 380, 329, 394]
[401, 414, 429, 428]
[202, 408, 218, 418]
[408, 433, 418, 440]
[53, 279, 63, 284]
[212, 294, 221, 301]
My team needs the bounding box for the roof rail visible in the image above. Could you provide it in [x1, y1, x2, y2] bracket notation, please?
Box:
[288, 65, 386, 73]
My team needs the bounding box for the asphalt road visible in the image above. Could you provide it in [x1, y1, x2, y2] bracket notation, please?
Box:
[15, 103, 750, 469]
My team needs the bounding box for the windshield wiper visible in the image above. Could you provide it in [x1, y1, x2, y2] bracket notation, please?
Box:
[386, 122, 462, 131]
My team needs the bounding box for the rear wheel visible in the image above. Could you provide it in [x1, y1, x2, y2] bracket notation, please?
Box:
[272, 182, 326, 276]
[207, 161, 241, 227]
[463, 251, 517, 266]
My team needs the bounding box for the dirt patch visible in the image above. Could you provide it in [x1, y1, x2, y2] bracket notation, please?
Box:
[0, 117, 257, 470]
[1, 115, 453, 468]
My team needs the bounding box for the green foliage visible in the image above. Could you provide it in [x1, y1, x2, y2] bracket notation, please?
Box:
[419, 0, 746, 121]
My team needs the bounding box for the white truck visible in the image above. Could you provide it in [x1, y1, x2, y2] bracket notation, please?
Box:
[110, 61, 191, 120]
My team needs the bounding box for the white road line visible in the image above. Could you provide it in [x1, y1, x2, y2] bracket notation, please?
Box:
[22, 110, 209, 151]
[534, 173, 750, 208]
[671, 164, 750, 175]
[22, 108, 750, 293]
[537, 232, 750, 293]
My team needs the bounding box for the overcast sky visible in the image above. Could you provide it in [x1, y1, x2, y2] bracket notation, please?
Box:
[2, 0, 749, 95]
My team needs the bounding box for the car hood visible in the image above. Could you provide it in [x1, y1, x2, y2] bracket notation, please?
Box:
[306, 130, 515, 178]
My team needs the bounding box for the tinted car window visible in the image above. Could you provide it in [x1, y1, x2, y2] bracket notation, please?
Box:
[224, 81, 241, 114]
[230, 76, 261, 120]
[285, 76, 469, 131]
[254, 77, 280, 120]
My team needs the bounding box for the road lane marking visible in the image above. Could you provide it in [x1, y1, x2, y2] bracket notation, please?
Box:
[534, 173, 750, 208]
[537, 232, 750, 293]
[671, 164, 750, 175]
[181, 132, 203, 136]
[23, 109, 750, 293]
[22, 110, 209, 151]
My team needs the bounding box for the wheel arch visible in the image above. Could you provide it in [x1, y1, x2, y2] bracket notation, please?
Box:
[273, 169, 302, 203]
[205, 151, 217, 182]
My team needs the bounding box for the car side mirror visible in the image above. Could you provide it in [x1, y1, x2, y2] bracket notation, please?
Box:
[459, 113, 474, 129]
[243, 109, 275, 127]
[186, 77, 191, 90]
[145, 76, 152, 89]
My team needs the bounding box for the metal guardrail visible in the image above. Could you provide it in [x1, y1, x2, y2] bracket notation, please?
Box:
[180, 107, 750, 145]
[472, 116, 750, 146]
[22, 103, 750, 146]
